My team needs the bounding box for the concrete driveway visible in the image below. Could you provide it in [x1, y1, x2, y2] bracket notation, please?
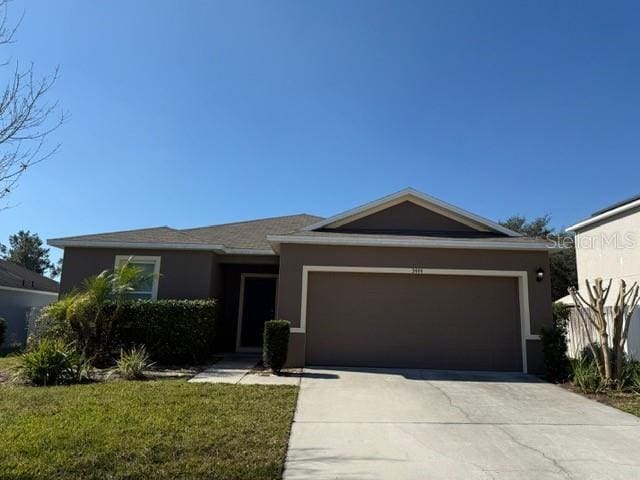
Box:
[284, 368, 640, 480]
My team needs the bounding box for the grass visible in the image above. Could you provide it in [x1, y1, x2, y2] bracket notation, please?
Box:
[586, 391, 640, 417]
[0, 379, 298, 480]
[0, 355, 19, 382]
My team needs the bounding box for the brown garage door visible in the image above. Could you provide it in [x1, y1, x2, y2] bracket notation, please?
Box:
[306, 272, 523, 371]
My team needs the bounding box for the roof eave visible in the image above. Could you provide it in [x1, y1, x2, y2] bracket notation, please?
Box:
[267, 234, 560, 252]
[47, 239, 276, 256]
[0, 285, 59, 296]
[567, 197, 640, 232]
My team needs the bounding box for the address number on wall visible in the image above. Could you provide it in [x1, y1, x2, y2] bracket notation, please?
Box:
[411, 267, 424, 274]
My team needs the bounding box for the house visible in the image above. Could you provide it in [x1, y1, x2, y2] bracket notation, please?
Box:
[566, 193, 640, 288]
[563, 193, 640, 358]
[0, 259, 59, 349]
[49, 188, 556, 373]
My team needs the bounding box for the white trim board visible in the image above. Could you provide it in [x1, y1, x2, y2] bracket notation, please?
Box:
[268, 234, 558, 252]
[48, 238, 275, 256]
[567, 197, 640, 232]
[235, 273, 279, 352]
[0, 285, 59, 297]
[114, 255, 162, 300]
[295, 265, 539, 374]
[303, 188, 521, 237]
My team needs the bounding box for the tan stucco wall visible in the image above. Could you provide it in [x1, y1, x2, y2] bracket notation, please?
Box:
[277, 244, 552, 372]
[574, 206, 640, 288]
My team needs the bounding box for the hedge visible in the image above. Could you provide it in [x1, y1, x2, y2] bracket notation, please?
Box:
[108, 299, 218, 364]
[541, 302, 571, 382]
[263, 320, 290, 374]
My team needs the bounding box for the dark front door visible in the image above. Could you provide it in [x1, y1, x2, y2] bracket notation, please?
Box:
[238, 275, 278, 350]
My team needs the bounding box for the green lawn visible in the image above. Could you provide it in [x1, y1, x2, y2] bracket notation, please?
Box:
[591, 392, 640, 417]
[0, 379, 298, 480]
[0, 355, 19, 382]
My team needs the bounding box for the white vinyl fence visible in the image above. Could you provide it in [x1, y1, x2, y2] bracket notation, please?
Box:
[567, 306, 640, 360]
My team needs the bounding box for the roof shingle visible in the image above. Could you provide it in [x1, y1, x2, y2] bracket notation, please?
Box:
[48, 215, 324, 252]
[0, 259, 59, 293]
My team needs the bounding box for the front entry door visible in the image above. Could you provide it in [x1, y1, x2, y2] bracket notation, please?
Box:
[237, 275, 278, 350]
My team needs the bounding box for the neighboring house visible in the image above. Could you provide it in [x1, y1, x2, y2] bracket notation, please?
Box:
[49, 188, 556, 373]
[563, 193, 640, 358]
[0, 259, 59, 349]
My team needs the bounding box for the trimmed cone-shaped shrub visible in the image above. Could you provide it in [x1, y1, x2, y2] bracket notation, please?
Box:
[263, 320, 290, 374]
[541, 302, 571, 382]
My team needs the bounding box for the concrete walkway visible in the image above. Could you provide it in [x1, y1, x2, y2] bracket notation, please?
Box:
[189, 357, 257, 384]
[189, 357, 301, 385]
[284, 367, 640, 480]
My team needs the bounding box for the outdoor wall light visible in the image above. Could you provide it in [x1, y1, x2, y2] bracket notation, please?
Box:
[536, 268, 544, 282]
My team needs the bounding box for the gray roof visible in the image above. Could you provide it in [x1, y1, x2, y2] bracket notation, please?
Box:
[51, 226, 211, 245]
[0, 259, 59, 293]
[182, 214, 323, 250]
[591, 193, 640, 217]
[48, 215, 324, 252]
[48, 212, 557, 254]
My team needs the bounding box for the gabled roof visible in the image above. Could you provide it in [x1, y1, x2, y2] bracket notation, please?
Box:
[48, 215, 323, 254]
[0, 259, 59, 294]
[303, 188, 521, 237]
[567, 193, 640, 232]
[48, 189, 552, 255]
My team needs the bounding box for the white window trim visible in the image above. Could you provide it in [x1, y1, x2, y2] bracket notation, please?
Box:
[114, 255, 161, 300]
[235, 273, 279, 352]
[295, 265, 539, 374]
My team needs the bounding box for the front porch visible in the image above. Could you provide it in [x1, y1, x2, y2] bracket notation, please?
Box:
[215, 262, 279, 354]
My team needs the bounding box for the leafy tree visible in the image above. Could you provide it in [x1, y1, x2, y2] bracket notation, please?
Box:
[500, 215, 577, 300]
[0, 230, 56, 276]
[0, 1, 63, 206]
[500, 215, 553, 238]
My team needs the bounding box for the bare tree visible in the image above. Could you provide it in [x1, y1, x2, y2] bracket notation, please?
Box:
[0, 0, 63, 206]
[569, 278, 640, 386]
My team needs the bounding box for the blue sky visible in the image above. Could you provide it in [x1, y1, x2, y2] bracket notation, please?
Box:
[1, 0, 639, 264]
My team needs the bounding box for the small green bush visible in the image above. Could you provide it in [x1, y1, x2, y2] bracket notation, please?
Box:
[263, 320, 290, 374]
[540, 302, 571, 382]
[620, 360, 640, 393]
[570, 357, 604, 394]
[116, 346, 154, 380]
[15, 339, 93, 386]
[29, 297, 75, 347]
[0, 316, 6, 348]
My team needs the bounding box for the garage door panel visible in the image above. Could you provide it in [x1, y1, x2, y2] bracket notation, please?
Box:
[306, 272, 522, 371]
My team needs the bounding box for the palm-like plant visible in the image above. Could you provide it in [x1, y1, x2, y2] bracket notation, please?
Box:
[60, 260, 156, 364]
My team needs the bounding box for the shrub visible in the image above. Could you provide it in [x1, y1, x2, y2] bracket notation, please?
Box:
[570, 357, 604, 394]
[29, 297, 75, 347]
[0, 316, 6, 348]
[540, 302, 571, 382]
[263, 320, 290, 374]
[30, 297, 218, 366]
[116, 346, 154, 380]
[110, 300, 218, 364]
[626, 362, 640, 392]
[14, 339, 93, 386]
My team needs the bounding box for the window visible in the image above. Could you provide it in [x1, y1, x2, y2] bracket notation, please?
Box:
[114, 255, 161, 300]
